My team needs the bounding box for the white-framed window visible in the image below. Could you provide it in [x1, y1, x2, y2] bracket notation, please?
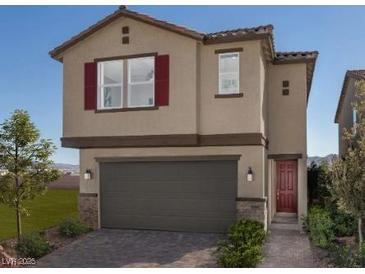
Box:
[353, 108, 358, 125]
[98, 60, 123, 109]
[218, 52, 239, 94]
[353, 108, 358, 134]
[128, 56, 155, 107]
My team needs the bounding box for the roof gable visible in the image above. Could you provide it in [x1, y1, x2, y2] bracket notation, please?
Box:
[335, 70, 365, 123]
[49, 6, 204, 61]
[50, 6, 278, 61]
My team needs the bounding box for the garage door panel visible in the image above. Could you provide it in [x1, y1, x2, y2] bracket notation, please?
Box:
[106, 197, 236, 215]
[102, 162, 184, 180]
[100, 160, 237, 232]
[103, 190, 234, 201]
[103, 179, 236, 196]
[103, 208, 235, 221]
[101, 213, 234, 233]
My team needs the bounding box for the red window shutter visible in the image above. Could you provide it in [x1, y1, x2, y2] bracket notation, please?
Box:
[84, 62, 97, 110]
[155, 55, 169, 106]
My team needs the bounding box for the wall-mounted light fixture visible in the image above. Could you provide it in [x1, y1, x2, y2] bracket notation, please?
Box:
[0, 170, 8, 176]
[247, 167, 254, 182]
[84, 169, 92, 180]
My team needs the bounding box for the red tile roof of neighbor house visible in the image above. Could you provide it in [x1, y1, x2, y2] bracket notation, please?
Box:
[335, 70, 365, 123]
[49, 6, 318, 96]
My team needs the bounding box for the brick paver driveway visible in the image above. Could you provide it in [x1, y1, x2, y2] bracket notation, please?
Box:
[36, 229, 221, 267]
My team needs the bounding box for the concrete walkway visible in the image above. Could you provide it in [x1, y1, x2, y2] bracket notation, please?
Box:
[259, 216, 317, 267]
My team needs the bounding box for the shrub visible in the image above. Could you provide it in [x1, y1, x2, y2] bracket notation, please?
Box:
[357, 243, 365, 267]
[328, 243, 357, 267]
[307, 205, 335, 248]
[326, 242, 365, 267]
[15, 233, 53, 259]
[217, 219, 266, 268]
[307, 162, 331, 205]
[324, 202, 356, 237]
[58, 218, 90, 237]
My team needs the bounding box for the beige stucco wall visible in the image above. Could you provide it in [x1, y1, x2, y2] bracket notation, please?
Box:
[199, 41, 265, 134]
[267, 62, 308, 220]
[62, 17, 267, 138]
[337, 79, 355, 156]
[298, 157, 308, 218]
[62, 17, 199, 137]
[79, 146, 266, 199]
[268, 159, 276, 222]
[267, 63, 307, 155]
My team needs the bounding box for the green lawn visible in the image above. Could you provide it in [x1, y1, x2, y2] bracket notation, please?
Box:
[0, 189, 78, 240]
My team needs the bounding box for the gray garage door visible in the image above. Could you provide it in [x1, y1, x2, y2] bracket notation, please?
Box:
[100, 160, 237, 233]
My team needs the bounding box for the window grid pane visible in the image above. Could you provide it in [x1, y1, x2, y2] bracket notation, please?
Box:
[128, 83, 154, 107]
[103, 86, 122, 108]
[129, 57, 155, 84]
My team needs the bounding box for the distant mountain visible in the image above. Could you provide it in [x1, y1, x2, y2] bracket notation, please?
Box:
[54, 163, 79, 174]
[307, 154, 337, 166]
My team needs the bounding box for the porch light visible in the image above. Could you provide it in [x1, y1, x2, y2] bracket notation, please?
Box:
[84, 169, 92, 180]
[247, 167, 253, 182]
[0, 170, 8, 176]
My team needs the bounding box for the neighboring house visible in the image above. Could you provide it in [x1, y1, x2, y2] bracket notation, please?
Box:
[49, 6, 318, 232]
[335, 70, 365, 157]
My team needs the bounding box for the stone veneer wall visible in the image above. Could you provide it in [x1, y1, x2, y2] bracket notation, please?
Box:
[78, 194, 267, 231]
[236, 198, 267, 227]
[79, 194, 98, 229]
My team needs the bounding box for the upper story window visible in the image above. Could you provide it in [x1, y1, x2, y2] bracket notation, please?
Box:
[353, 108, 358, 134]
[353, 108, 358, 125]
[98, 60, 123, 109]
[97, 56, 155, 109]
[128, 57, 155, 107]
[218, 52, 239, 94]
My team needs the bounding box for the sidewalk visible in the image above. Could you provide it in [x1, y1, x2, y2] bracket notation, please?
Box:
[259, 227, 317, 267]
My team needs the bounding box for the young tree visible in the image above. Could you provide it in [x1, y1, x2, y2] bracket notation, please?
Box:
[0, 110, 59, 240]
[330, 80, 365, 248]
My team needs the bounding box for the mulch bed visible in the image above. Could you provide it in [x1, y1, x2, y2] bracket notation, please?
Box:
[310, 236, 357, 268]
[0, 227, 88, 268]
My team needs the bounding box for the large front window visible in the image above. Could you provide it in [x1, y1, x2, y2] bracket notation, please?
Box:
[218, 52, 239, 94]
[97, 56, 155, 109]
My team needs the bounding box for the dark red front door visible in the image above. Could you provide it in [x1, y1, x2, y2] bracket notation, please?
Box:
[276, 160, 297, 213]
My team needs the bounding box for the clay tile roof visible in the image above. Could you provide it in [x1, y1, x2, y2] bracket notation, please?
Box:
[204, 25, 274, 42]
[274, 51, 319, 63]
[347, 70, 365, 79]
[335, 70, 365, 123]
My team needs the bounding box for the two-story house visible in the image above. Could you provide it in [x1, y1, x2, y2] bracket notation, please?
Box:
[50, 6, 318, 232]
[335, 70, 365, 157]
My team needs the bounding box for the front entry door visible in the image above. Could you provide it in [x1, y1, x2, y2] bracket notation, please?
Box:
[276, 160, 297, 213]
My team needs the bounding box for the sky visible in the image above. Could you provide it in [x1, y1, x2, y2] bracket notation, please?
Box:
[0, 5, 365, 164]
